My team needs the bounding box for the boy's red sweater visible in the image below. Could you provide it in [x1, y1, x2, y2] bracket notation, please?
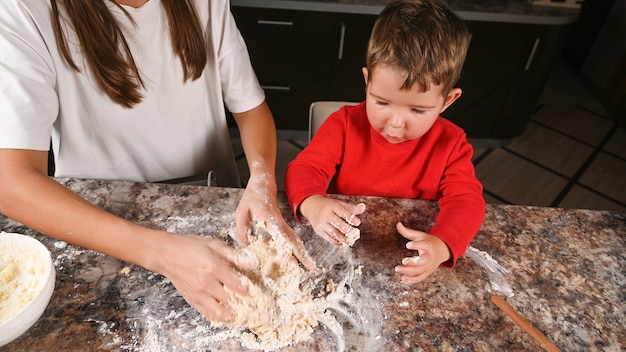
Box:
[285, 102, 486, 267]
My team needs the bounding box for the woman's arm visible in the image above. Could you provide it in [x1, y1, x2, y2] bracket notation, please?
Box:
[232, 101, 315, 270]
[0, 148, 254, 321]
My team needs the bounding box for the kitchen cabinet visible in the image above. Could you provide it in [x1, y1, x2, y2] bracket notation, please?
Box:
[496, 23, 572, 139]
[230, 4, 573, 143]
[230, 7, 376, 131]
[326, 13, 376, 102]
[445, 20, 572, 141]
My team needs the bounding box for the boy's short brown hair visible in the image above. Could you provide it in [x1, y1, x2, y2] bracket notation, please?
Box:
[366, 0, 469, 95]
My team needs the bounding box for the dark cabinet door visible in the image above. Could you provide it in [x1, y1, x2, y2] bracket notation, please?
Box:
[446, 20, 571, 141]
[231, 7, 336, 130]
[327, 13, 378, 103]
[444, 21, 537, 139]
[495, 23, 572, 138]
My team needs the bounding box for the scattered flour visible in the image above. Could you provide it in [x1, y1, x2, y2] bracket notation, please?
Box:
[342, 227, 361, 247]
[465, 246, 514, 297]
[126, 222, 383, 352]
[47, 214, 383, 351]
[213, 224, 354, 351]
[342, 203, 366, 247]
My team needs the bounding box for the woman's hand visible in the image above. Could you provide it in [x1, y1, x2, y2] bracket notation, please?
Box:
[234, 172, 315, 271]
[155, 232, 259, 322]
[394, 222, 452, 283]
[299, 195, 366, 246]
[231, 102, 315, 271]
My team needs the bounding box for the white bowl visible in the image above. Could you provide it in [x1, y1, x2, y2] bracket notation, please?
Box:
[0, 231, 55, 347]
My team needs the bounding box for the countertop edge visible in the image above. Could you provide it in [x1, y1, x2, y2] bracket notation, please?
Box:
[230, 0, 580, 25]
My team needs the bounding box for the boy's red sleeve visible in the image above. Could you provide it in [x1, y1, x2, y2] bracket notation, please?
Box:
[285, 109, 348, 222]
[430, 135, 486, 267]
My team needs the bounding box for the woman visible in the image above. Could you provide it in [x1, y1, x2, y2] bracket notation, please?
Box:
[0, 0, 313, 322]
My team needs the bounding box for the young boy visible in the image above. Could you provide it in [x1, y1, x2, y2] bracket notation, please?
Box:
[285, 0, 486, 283]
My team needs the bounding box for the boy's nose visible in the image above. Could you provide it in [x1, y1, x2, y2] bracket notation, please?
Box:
[388, 113, 405, 128]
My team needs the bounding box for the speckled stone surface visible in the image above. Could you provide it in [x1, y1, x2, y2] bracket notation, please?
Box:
[1, 178, 624, 351]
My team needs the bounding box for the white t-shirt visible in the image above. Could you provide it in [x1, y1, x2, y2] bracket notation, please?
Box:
[0, 0, 265, 187]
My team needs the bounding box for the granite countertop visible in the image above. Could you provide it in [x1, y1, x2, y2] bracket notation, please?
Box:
[230, 0, 580, 24]
[2, 178, 624, 351]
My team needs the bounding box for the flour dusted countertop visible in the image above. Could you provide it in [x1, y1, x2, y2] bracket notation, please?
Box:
[1, 178, 624, 351]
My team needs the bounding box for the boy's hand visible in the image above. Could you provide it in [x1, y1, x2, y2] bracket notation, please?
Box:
[300, 195, 366, 246]
[394, 222, 452, 283]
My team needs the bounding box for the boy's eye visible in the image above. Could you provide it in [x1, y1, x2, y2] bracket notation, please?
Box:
[375, 101, 388, 106]
[412, 108, 426, 114]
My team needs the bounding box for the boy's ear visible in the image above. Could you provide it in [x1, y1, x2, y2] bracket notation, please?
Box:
[441, 88, 462, 113]
[362, 67, 369, 85]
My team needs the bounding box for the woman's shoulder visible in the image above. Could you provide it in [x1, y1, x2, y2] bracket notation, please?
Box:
[191, 0, 231, 19]
[0, 0, 51, 16]
[0, 0, 51, 19]
[0, 0, 55, 59]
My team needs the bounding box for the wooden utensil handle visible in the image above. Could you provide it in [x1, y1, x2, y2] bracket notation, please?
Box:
[491, 295, 561, 352]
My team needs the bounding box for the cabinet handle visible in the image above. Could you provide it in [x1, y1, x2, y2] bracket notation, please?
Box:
[524, 38, 541, 71]
[257, 19, 294, 26]
[337, 23, 346, 60]
[261, 85, 291, 92]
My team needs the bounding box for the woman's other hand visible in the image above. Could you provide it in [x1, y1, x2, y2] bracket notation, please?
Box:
[234, 172, 315, 271]
[231, 102, 315, 271]
[154, 232, 258, 322]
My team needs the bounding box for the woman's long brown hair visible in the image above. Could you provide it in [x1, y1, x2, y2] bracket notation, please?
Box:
[50, 0, 207, 108]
